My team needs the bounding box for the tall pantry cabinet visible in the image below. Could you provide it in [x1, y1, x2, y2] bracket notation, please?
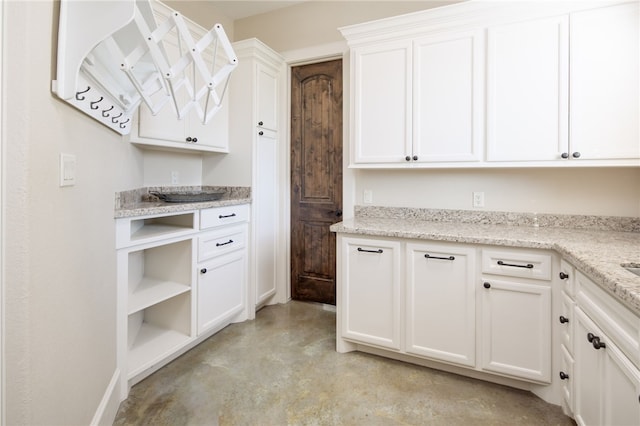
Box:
[224, 38, 284, 310]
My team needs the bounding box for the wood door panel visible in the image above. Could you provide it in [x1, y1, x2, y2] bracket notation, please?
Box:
[291, 59, 342, 305]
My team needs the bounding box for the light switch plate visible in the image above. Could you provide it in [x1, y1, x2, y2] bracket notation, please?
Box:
[60, 153, 76, 187]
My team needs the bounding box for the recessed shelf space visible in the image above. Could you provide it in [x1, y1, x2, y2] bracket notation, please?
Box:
[130, 212, 196, 242]
[127, 292, 192, 378]
[128, 240, 192, 314]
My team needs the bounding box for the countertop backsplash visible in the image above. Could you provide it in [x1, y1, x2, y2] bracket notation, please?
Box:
[355, 205, 640, 233]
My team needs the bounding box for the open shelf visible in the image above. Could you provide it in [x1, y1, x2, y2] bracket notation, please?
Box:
[127, 239, 192, 315]
[127, 293, 192, 378]
[130, 213, 196, 242]
[128, 277, 190, 315]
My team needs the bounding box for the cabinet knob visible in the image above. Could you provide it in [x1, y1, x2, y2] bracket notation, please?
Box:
[559, 272, 569, 280]
[572, 151, 581, 158]
[259, 131, 264, 136]
[412, 155, 418, 161]
[258, 121, 263, 126]
[559, 316, 569, 324]
[200, 268, 207, 274]
[483, 282, 491, 289]
[559, 371, 570, 380]
[405, 156, 411, 162]
[186, 137, 192, 142]
[561, 152, 569, 159]
[587, 332, 606, 350]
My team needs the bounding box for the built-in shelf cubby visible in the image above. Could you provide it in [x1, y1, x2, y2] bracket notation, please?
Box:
[123, 236, 195, 380]
[116, 211, 198, 249]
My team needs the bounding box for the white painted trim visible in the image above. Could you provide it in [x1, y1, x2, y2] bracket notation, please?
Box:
[280, 41, 354, 302]
[90, 369, 121, 426]
[0, 0, 6, 422]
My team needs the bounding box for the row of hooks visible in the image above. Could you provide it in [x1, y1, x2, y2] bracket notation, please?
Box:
[75, 86, 130, 129]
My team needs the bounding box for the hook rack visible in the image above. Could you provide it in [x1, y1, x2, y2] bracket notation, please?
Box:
[51, 0, 237, 136]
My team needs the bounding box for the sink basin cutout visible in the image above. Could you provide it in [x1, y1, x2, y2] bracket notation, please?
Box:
[621, 263, 640, 277]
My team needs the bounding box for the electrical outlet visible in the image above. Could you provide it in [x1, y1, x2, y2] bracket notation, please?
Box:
[472, 191, 485, 208]
[171, 171, 179, 185]
[363, 190, 373, 204]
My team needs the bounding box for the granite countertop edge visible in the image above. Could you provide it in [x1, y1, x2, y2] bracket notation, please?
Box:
[330, 216, 640, 317]
[114, 186, 251, 218]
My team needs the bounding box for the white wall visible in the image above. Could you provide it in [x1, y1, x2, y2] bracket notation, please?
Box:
[143, 151, 203, 187]
[3, 1, 143, 424]
[355, 168, 640, 217]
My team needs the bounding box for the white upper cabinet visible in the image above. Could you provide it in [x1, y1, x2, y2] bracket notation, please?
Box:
[569, 2, 639, 161]
[413, 30, 483, 163]
[256, 62, 279, 131]
[351, 40, 412, 164]
[341, 1, 640, 168]
[486, 15, 569, 162]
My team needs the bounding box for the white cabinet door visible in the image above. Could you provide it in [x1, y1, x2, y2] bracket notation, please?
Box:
[341, 237, 402, 350]
[351, 40, 412, 164]
[570, 2, 639, 161]
[256, 61, 279, 131]
[254, 128, 278, 305]
[413, 30, 483, 163]
[486, 15, 568, 162]
[406, 243, 476, 366]
[574, 307, 640, 426]
[480, 278, 551, 382]
[197, 250, 246, 334]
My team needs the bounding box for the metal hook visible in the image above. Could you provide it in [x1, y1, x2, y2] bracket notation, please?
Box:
[75, 86, 90, 101]
[101, 106, 114, 118]
[90, 96, 103, 110]
[119, 119, 130, 129]
[111, 113, 123, 123]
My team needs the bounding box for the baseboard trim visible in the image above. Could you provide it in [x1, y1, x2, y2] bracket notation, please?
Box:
[90, 368, 121, 426]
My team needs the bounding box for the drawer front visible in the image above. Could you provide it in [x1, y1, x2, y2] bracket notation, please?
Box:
[559, 259, 575, 297]
[575, 270, 640, 369]
[200, 204, 250, 230]
[198, 225, 247, 262]
[482, 249, 552, 281]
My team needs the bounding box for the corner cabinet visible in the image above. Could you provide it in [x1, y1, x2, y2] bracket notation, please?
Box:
[341, 1, 639, 168]
[116, 204, 250, 400]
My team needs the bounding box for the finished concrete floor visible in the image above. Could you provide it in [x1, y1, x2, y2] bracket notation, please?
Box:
[114, 301, 574, 425]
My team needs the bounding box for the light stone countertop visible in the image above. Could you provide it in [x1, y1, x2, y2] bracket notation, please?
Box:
[331, 211, 640, 317]
[114, 186, 251, 218]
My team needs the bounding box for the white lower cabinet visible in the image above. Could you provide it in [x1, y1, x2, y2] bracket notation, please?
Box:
[405, 243, 476, 366]
[571, 268, 640, 426]
[479, 278, 551, 382]
[197, 250, 246, 334]
[338, 235, 553, 385]
[117, 205, 250, 400]
[340, 236, 402, 350]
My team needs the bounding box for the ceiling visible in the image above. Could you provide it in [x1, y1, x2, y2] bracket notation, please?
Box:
[207, 1, 308, 20]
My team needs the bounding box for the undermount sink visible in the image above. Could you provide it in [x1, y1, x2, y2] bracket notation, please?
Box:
[621, 263, 640, 277]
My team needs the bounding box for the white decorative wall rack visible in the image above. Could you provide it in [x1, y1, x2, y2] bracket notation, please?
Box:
[51, 0, 237, 136]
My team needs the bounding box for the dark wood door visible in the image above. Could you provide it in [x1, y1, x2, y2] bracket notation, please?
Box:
[290, 59, 343, 305]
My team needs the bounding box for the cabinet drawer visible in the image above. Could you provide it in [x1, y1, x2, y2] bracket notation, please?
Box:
[200, 204, 250, 230]
[482, 249, 552, 281]
[575, 271, 640, 369]
[198, 225, 247, 262]
[560, 291, 574, 352]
